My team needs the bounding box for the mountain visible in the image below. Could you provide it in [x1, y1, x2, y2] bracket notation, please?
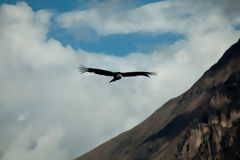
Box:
[76, 39, 240, 160]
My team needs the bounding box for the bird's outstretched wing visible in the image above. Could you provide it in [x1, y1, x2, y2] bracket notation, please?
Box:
[121, 71, 157, 77]
[78, 65, 115, 76]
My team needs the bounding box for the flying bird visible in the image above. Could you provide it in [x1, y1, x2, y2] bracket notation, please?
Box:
[78, 65, 156, 83]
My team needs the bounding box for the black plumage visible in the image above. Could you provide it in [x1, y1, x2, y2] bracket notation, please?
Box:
[79, 65, 156, 83]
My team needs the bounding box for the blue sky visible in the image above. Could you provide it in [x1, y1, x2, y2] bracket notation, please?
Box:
[49, 29, 184, 56]
[0, 0, 240, 160]
[0, 0, 79, 11]
[0, 0, 163, 11]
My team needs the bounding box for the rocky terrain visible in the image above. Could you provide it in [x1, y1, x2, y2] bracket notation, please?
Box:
[76, 39, 240, 160]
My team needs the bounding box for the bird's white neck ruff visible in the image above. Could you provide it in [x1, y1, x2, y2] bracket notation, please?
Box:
[117, 73, 122, 78]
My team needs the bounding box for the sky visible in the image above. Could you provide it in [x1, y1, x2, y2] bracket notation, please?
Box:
[0, 0, 239, 160]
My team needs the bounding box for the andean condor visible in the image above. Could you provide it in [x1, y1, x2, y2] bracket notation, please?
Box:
[79, 65, 156, 83]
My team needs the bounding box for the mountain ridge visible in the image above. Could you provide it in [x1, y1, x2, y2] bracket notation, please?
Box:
[76, 39, 240, 160]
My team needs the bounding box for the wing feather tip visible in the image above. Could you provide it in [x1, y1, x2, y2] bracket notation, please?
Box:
[78, 64, 89, 73]
[149, 72, 157, 75]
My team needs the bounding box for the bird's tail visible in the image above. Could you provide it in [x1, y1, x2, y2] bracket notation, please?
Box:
[109, 78, 117, 83]
[78, 65, 89, 73]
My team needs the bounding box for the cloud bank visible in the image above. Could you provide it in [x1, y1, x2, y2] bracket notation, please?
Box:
[56, 0, 240, 35]
[0, 1, 239, 160]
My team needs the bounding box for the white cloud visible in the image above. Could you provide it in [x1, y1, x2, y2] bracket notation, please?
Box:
[2, 127, 67, 160]
[56, 1, 188, 35]
[0, 1, 239, 160]
[56, 0, 240, 35]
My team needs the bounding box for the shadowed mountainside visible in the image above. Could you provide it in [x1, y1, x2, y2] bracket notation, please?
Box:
[76, 39, 240, 160]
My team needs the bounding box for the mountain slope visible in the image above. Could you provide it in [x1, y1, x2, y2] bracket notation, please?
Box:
[76, 39, 240, 160]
